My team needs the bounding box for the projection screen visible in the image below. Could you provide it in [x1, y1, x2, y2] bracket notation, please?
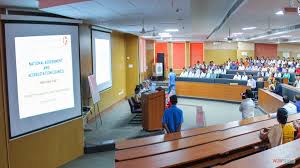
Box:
[4, 22, 81, 138]
[91, 29, 112, 92]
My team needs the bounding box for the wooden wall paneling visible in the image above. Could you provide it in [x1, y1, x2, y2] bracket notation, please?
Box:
[176, 82, 249, 102]
[258, 89, 284, 114]
[0, 19, 9, 168]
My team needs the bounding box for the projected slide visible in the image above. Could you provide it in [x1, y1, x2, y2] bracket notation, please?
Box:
[15, 35, 74, 119]
[92, 30, 112, 92]
[5, 23, 81, 138]
[95, 38, 111, 86]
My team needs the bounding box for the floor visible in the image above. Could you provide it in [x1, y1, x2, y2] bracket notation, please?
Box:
[60, 98, 265, 168]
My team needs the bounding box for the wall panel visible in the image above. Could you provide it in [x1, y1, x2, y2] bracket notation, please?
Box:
[172, 42, 186, 70]
[255, 43, 278, 58]
[190, 42, 204, 65]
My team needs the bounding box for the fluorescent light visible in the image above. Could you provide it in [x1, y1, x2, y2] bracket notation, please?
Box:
[165, 29, 179, 32]
[142, 35, 154, 38]
[232, 32, 243, 36]
[275, 10, 284, 15]
[280, 35, 291, 38]
[158, 32, 172, 38]
[242, 27, 256, 30]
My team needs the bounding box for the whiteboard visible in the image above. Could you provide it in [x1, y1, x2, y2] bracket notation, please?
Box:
[88, 74, 100, 104]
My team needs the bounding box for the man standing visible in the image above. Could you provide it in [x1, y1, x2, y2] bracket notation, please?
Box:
[162, 95, 184, 133]
[247, 74, 257, 91]
[168, 68, 176, 94]
[239, 89, 255, 119]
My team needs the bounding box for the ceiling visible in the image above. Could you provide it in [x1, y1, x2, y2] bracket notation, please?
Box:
[1, 0, 300, 43]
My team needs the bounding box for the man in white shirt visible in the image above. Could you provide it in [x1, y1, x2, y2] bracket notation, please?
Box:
[239, 89, 255, 119]
[294, 76, 300, 88]
[274, 71, 282, 78]
[269, 96, 297, 118]
[247, 74, 257, 91]
[180, 68, 188, 77]
[200, 71, 207, 78]
[238, 65, 245, 70]
[233, 72, 241, 80]
[241, 72, 248, 80]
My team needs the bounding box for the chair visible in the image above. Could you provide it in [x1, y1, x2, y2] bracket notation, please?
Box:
[131, 97, 141, 109]
[128, 98, 142, 113]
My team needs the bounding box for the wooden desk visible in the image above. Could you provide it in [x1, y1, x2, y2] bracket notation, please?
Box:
[217, 139, 300, 168]
[176, 82, 249, 102]
[258, 89, 284, 113]
[116, 114, 300, 162]
[116, 115, 270, 150]
[141, 90, 165, 131]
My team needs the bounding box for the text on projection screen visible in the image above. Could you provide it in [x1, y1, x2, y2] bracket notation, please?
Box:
[15, 35, 74, 119]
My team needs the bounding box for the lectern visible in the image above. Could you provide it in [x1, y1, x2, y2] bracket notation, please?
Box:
[141, 90, 165, 131]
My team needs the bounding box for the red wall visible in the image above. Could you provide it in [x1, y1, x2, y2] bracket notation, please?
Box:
[190, 42, 204, 65]
[155, 42, 168, 70]
[173, 43, 185, 69]
[255, 43, 278, 59]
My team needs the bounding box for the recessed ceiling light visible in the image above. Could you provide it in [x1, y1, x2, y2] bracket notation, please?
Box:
[165, 29, 179, 32]
[242, 27, 256, 30]
[275, 10, 284, 15]
[159, 32, 172, 38]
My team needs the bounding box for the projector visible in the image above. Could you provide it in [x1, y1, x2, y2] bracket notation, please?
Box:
[226, 37, 233, 41]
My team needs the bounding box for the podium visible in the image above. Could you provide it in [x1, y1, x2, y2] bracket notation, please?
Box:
[141, 90, 165, 131]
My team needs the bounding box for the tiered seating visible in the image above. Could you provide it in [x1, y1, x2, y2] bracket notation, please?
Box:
[115, 90, 300, 168]
[115, 114, 300, 168]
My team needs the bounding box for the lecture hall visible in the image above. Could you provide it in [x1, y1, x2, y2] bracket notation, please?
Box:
[1, 0, 300, 168]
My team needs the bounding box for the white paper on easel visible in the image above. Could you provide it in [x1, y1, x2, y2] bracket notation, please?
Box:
[88, 74, 100, 104]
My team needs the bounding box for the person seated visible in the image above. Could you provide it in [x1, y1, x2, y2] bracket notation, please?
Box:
[296, 65, 300, 74]
[239, 89, 255, 119]
[257, 71, 264, 77]
[288, 65, 295, 73]
[210, 69, 217, 79]
[134, 85, 141, 105]
[252, 65, 259, 71]
[162, 95, 183, 134]
[187, 69, 195, 78]
[233, 72, 241, 80]
[179, 68, 188, 77]
[206, 71, 211, 78]
[269, 96, 297, 118]
[260, 108, 300, 148]
[241, 72, 248, 81]
[294, 95, 300, 113]
[282, 72, 290, 80]
[257, 74, 264, 82]
[238, 64, 245, 70]
[264, 69, 270, 77]
[274, 71, 282, 78]
[272, 79, 282, 96]
[277, 64, 283, 73]
[196, 61, 201, 69]
[195, 69, 201, 78]
[294, 75, 300, 88]
[221, 67, 227, 74]
[247, 74, 256, 91]
[200, 70, 207, 78]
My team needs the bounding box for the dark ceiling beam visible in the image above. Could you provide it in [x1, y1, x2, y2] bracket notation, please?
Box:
[206, 0, 247, 39]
